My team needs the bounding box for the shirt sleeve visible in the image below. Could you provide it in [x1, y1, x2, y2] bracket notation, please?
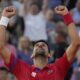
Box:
[5, 53, 17, 71]
[5, 53, 31, 79]
[54, 53, 71, 77]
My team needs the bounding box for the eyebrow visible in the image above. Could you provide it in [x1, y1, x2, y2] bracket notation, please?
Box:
[36, 42, 47, 46]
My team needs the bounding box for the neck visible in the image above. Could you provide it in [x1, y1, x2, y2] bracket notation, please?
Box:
[33, 57, 48, 69]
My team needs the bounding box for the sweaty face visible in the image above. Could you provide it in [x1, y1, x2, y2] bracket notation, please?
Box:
[32, 42, 49, 58]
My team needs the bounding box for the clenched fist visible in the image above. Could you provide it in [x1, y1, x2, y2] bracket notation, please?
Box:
[2, 6, 16, 18]
[55, 6, 69, 16]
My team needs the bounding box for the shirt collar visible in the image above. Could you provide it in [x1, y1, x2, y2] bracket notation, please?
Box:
[32, 64, 50, 71]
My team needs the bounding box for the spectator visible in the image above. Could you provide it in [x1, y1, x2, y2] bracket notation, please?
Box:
[53, 31, 68, 59]
[48, 0, 62, 9]
[46, 9, 55, 35]
[0, 0, 12, 9]
[67, 0, 77, 10]
[0, 67, 16, 80]
[71, 0, 80, 37]
[5, 31, 16, 56]
[17, 36, 33, 65]
[20, 1, 48, 43]
[55, 21, 67, 33]
[0, 67, 8, 80]
[71, 0, 80, 26]
[71, 56, 80, 80]
[7, 14, 25, 46]
[46, 9, 56, 54]
[53, 30, 73, 80]
[1, 0, 25, 47]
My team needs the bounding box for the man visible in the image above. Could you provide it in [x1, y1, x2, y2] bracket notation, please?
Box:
[0, 6, 79, 80]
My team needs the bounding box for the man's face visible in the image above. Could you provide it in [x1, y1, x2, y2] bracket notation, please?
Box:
[32, 42, 49, 58]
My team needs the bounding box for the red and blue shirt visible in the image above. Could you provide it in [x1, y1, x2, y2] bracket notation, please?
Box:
[5, 53, 71, 80]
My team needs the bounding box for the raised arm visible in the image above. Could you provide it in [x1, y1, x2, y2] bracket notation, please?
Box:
[55, 6, 80, 63]
[0, 7, 16, 64]
[42, 0, 48, 14]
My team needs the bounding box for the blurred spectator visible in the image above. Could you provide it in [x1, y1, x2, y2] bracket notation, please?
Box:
[48, 0, 62, 9]
[0, 0, 78, 80]
[0, 67, 16, 80]
[53, 31, 68, 59]
[0, 0, 12, 9]
[71, 0, 80, 26]
[17, 36, 33, 65]
[7, 14, 25, 46]
[20, 0, 48, 43]
[46, 9, 55, 34]
[0, 67, 8, 80]
[47, 0, 65, 21]
[18, 0, 29, 16]
[46, 9, 56, 55]
[71, 56, 80, 80]
[67, 0, 77, 10]
[45, 9, 56, 63]
[5, 31, 16, 56]
[71, 0, 80, 37]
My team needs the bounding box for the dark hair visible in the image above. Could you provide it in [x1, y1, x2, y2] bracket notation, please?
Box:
[34, 40, 50, 53]
[30, 2, 42, 11]
[0, 67, 8, 72]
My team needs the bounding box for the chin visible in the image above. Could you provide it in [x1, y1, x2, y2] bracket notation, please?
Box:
[35, 51, 47, 57]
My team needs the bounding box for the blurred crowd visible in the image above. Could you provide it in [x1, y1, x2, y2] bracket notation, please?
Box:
[0, 0, 80, 80]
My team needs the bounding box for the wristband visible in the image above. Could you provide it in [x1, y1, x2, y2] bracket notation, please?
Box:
[0, 16, 9, 27]
[63, 13, 73, 26]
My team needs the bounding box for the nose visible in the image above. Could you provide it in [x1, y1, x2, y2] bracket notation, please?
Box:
[38, 44, 43, 48]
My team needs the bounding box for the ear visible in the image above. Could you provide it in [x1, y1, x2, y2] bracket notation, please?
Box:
[31, 53, 35, 59]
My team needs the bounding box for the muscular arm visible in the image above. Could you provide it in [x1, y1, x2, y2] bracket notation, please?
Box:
[66, 23, 79, 62]
[0, 26, 11, 64]
[0, 7, 16, 64]
[42, 0, 48, 14]
[55, 6, 80, 63]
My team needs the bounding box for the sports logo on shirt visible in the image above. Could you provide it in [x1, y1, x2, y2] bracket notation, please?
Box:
[31, 72, 37, 77]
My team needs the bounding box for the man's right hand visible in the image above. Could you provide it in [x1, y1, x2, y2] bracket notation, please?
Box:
[2, 6, 16, 18]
